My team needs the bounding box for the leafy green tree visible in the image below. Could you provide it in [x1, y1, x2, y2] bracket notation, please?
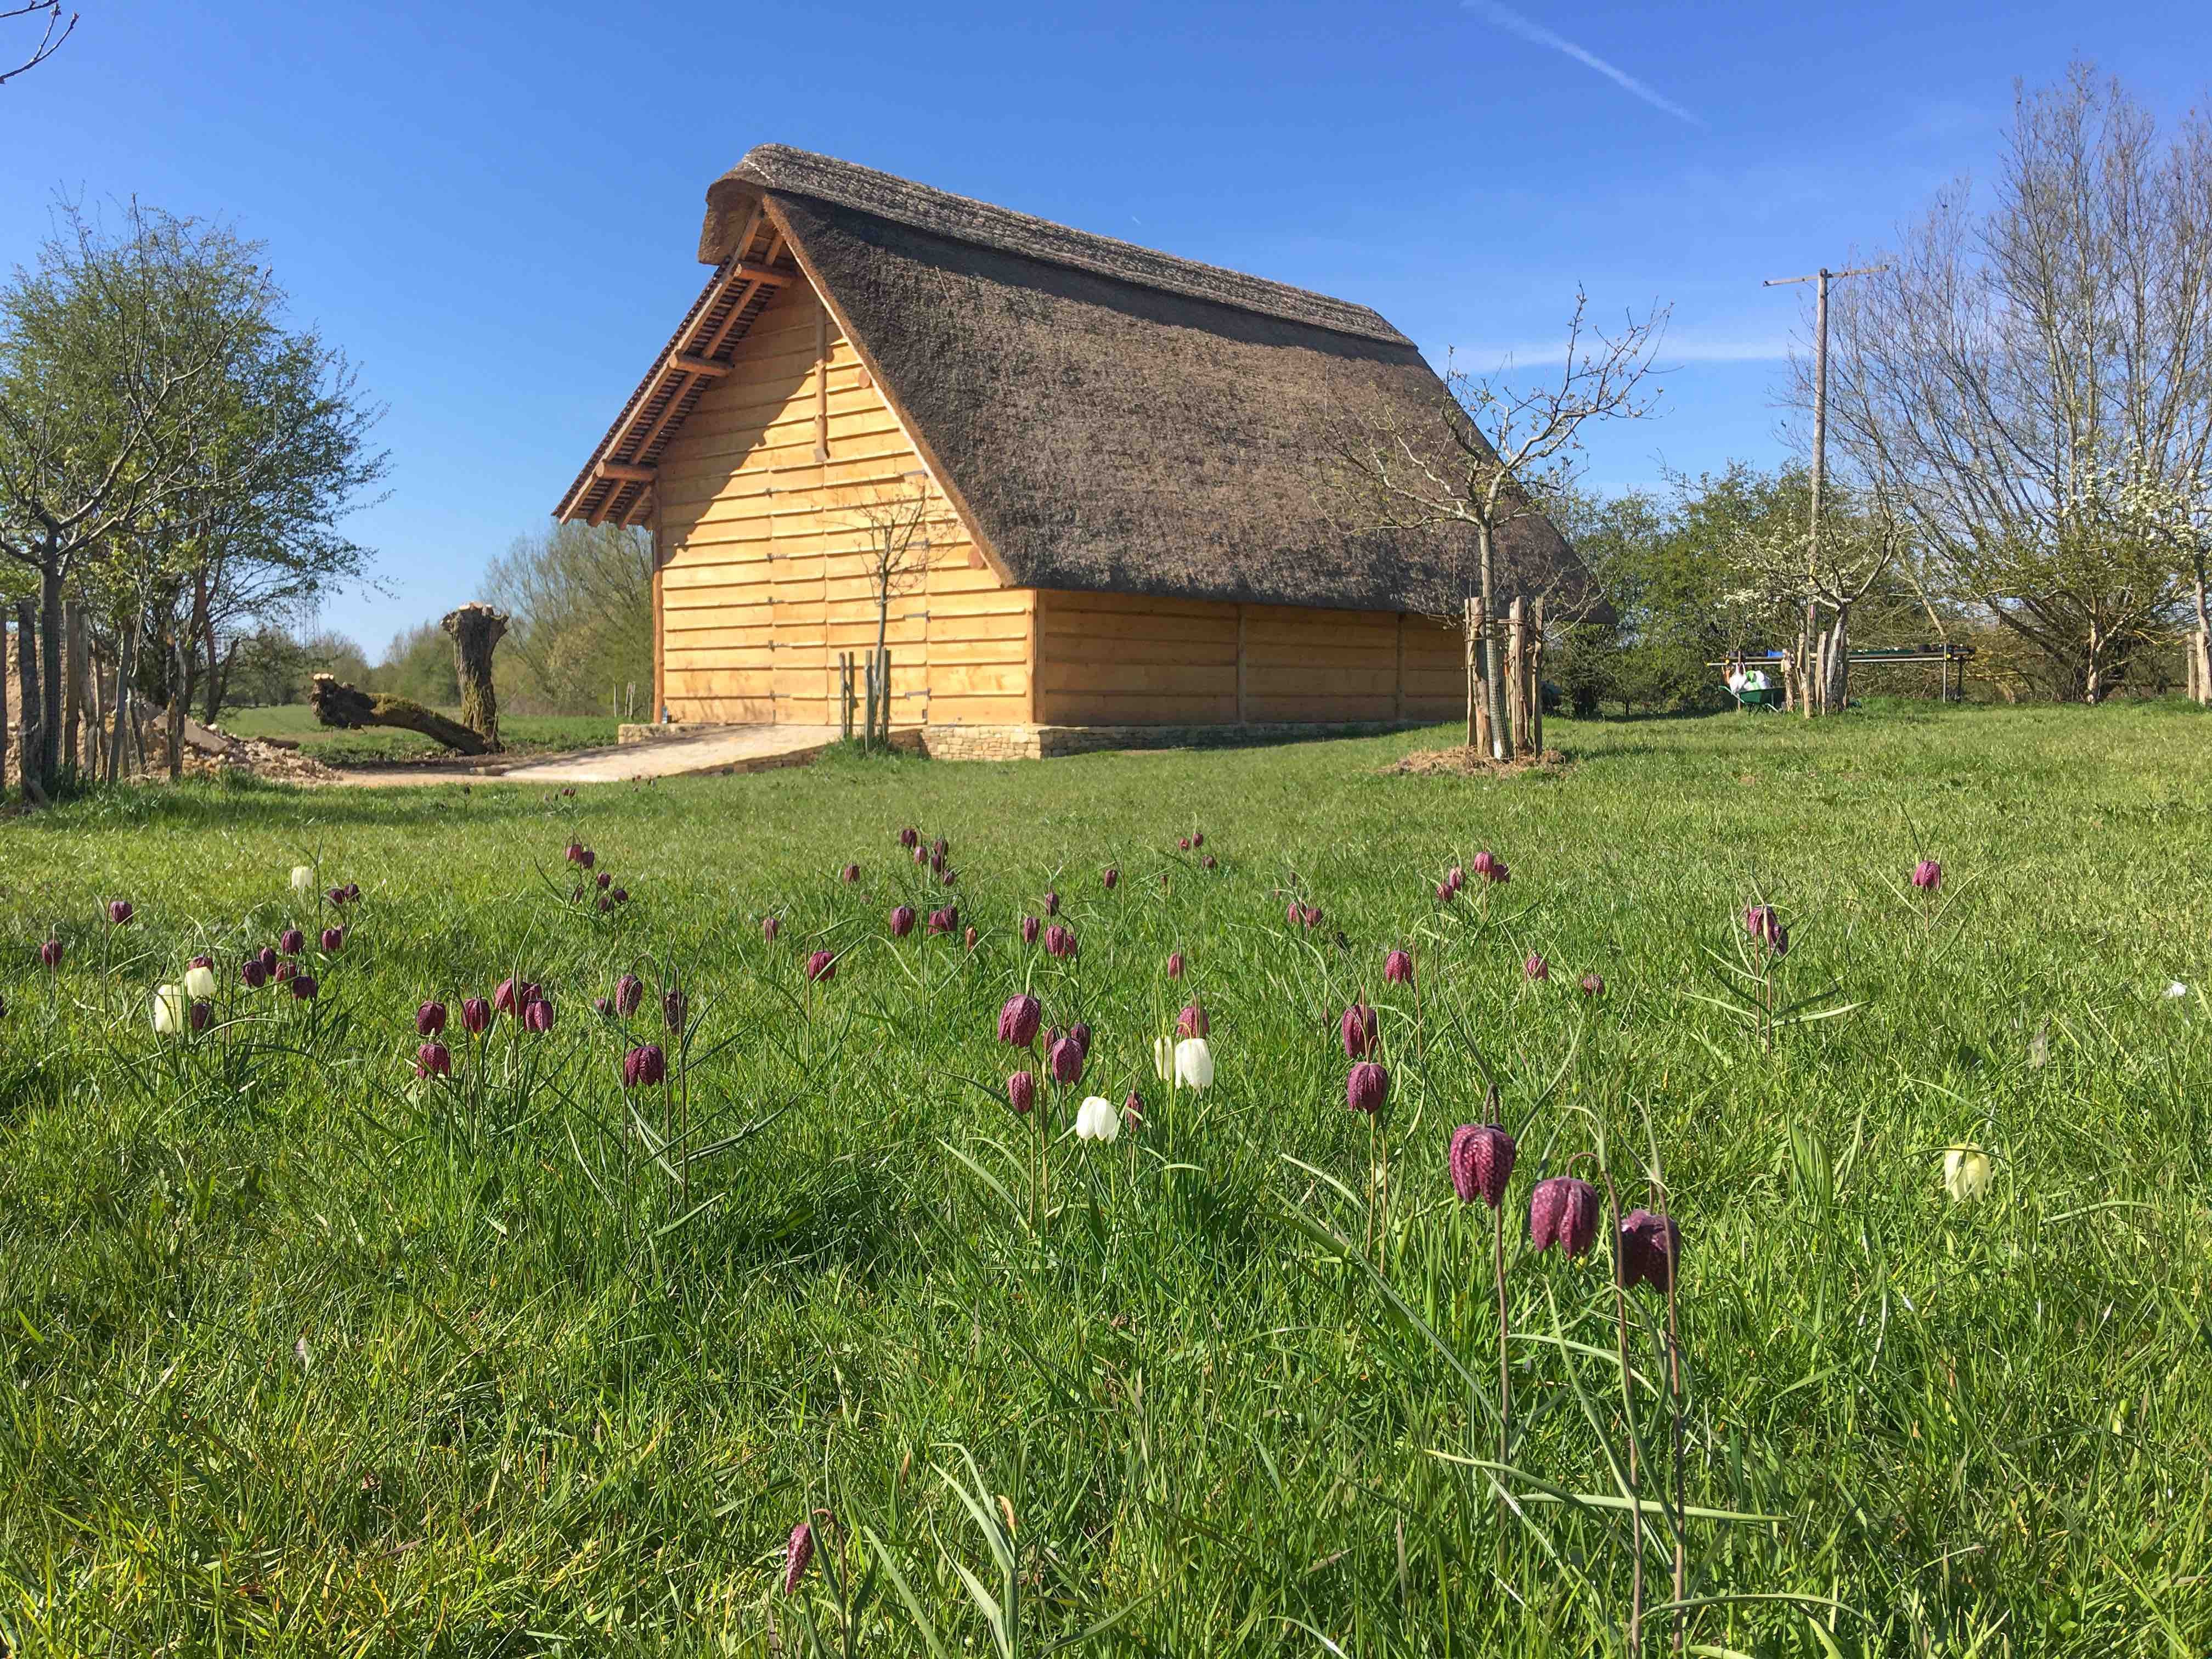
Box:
[482, 521, 652, 715]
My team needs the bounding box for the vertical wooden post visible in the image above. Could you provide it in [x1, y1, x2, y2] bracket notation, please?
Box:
[1236, 604, 1249, 724]
[14, 599, 43, 804]
[1529, 596, 1546, 758]
[813, 300, 831, 464]
[1505, 598, 1526, 752]
[1799, 602, 1817, 719]
[1026, 590, 1045, 727]
[60, 600, 82, 775]
[1466, 597, 1488, 754]
[1, 614, 10, 798]
[1393, 612, 1406, 725]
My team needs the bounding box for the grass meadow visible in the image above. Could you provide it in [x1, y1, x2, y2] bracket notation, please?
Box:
[222, 705, 619, 766]
[2, 702, 2209, 1656]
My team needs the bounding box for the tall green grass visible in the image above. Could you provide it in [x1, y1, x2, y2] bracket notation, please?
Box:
[2, 703, 2208, 1655]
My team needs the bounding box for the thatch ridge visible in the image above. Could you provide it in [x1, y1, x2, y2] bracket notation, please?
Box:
[716, 145, 1412, 348]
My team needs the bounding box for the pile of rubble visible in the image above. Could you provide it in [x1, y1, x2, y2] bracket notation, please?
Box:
[155, 714, 345, 785]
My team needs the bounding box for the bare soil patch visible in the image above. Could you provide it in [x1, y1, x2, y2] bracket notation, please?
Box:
[1384, 744, 1570, 777]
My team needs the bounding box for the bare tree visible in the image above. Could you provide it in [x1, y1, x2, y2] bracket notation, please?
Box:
[1817, 63, 2212, 700]
[1331, 290, 1668, 756]
[1730, 487, 1901, 713]
[834, 472, 938, 746]
[1, 1, 75, 87]
[0, 201, 258, 795]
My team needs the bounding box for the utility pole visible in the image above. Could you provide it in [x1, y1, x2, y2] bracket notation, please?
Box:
[1764, 263, 1886, 714]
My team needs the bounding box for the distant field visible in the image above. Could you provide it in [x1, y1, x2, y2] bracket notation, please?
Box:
[221, 703, 618, 765]
[3, 703, 2210, 1652]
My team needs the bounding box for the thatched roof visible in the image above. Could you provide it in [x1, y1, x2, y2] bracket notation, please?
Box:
[560, 145, 1602, 620]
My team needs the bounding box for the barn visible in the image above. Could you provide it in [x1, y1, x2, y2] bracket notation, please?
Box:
[555, 145, 1595, 759]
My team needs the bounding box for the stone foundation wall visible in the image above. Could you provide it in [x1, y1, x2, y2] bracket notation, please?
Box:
[921, 721, 1415, 761]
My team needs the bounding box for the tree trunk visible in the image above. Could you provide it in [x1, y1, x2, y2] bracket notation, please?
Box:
[2085, 620, 2103, 706]
[164, 636, 186, 782]
[38, 556, 64, 795]
[441, 603, 509, 752]
[14, 597, 46, 806]
[1, 612, 10, 799]
[60, 600, 83, 776]
[1476, 523, 1511, 760]
[310, 674, 491, 754]
[1830, 605, 1851, 711]
[109, 623, 133, 783]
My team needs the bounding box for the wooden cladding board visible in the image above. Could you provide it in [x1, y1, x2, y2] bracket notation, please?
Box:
[1035, 591, 1463, 726]
[652, 279, 1031, 727]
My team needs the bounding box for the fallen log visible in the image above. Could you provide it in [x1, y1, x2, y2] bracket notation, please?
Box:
[309, 674, 490, 755]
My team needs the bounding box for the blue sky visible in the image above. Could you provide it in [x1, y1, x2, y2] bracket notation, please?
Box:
[5, 0, 2208, 650]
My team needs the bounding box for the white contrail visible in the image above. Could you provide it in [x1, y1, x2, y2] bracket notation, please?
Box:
[1470, 2, 1706, 129]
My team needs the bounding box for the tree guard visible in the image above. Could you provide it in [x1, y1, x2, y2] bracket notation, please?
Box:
[309, 674, 489, 755]
[441, 603, 509, 753]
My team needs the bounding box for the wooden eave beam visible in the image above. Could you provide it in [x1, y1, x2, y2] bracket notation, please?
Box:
[596, 460, 656, 483]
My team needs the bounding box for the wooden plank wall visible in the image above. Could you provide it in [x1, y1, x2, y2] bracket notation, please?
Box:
[1036, 591, 1463, 726]
[652, 280, 1029, 728]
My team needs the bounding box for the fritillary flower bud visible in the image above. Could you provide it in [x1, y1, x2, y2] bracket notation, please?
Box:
[1192, 831, 1205, 848]
[290, 865, 315, 892]
[183, 962, 217, 1000]
[1578, 972, 1604, 998]
[1200, 854, 1217, 870]
[840, 862, 860, 884]
[940, 867, 957, 887]
[1943, 1144, 1991, 1202]
[1340, 1001, 1378, 1058]
[1436, 882, 1453, 902]
[1103, 866, 1119, 890]
[1045, 923, 1077, 960]
[151, 983, 185, 1033]
[928, 905, 957, 935]
[610, 887, 628, 905]
[784, 1521, 814, 1595]
[257, 946, 279, 975]
[494, 977, 522, 1015]
[1448, 865, 1466, 892]
[615, 974, 645, 1017]
[932, 836, 949, 861]
[576, 850, 594, 872]
[964, 925, 978, 951]
[1046, 1033, 1085, 1086]
[596, 871, 611, 890]
[343, 883, 360, 902]
[280, 928, 304, 956]
[899, 826, 919, 848]
[1124, 1088, 1144, 1127]
[240, 958, 268, 989]
[762, 915, 781, 943]
[1524, 952, 1550, 981]
[890, 904, 917, 938]
[1068, 1020, 1093, 1058]
[1178, 835, 1191, 850]
[40, 936, 64, 969]
[662, 988, 688, 1034]
[1074, 1094, 1120, 1142]
[1284, 898, 1301, 927]
[622, 1044, 667, 1088]
[416, 1041, 453, 1078]
[523, 996, 555, 1033]
[1471, 851, 1497, 880]
[593, 996, 612, 1015]
[461, 997, 492, 1034]
[1007, 1070, 1036, 1114]
[1346, 1059, 1390, 1115]
[1043, 889, 1060, 916]
[997, 993, 1042, 1047]
[1166, 950, 1185, 980]
[1383, 948, 1414, 985]
[320, 927, 345, 953]
[1173, 1035, 1215, 1089]
[1617, 1209, 1682, 1293]
[107, 899, 134, 926]
[1743, 904, 1785, 952]
[1449, 1124, 1517, 1207]
[1020, 915, 1041, 946]
[565, 841, 585, 865]
[805, 949, 836, 983]
[417, 1000, 447, 1035]
[1301, 905, 1322, 929]
[1912, 859, 1943, 892]
[291, 973, 320, 1001]
[1529, 1177, 1599, 1256]
[912, 843, 928, 865]
[1177, 1001, 1209, 1039]
[326, 887, 347, 907]
[275, 961, 297, 983]
[188, 1000, 212, 1032]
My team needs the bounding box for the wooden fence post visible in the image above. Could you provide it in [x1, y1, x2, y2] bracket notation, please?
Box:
[1529, 596, 1545, 759]
[1467, 596, 1489, 755]
[15, 599, 45, 804]
[1506, 597, 1527, 753]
